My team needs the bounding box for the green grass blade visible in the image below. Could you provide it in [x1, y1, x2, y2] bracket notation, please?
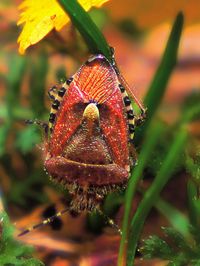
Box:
[117, 122, 164, 266]
[0, 211, 44, 265]
[0, 105, 33, 120]
[6, 54, 27, 119]
[181, 103, 200, 124]
[135, 13, 184, 141]
[0, 54, 27, 156]
[187, 180, 198, 227]
[58, 0, 112, 61]
[144, 12, 183, 115]
[127, 127, 188, 266]
[136, 190, 189, 237]
[155, 198, 189, 236]
[29, 53, 48, 117]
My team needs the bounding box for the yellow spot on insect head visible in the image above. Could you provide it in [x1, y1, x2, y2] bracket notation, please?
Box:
[83, 103, 99, 122]
[17, 0, 109, 54]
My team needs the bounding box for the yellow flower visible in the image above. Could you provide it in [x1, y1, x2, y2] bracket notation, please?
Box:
[17, 0, 108, 54]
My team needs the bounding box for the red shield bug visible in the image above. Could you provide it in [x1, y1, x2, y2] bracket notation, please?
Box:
[19, 53, 146, 236]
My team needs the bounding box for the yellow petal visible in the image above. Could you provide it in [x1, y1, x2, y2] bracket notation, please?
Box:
[17, 0, 109, 54]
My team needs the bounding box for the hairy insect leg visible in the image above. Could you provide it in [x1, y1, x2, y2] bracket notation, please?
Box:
[25, 119, 49, 138]
[98, 209, 122, 236]
[134, 109, 147, 127]
[18, 207, 69, 237]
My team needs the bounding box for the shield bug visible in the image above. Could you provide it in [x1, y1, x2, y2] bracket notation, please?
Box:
[44, 54, 146, 212]
[19, 53, 146, 236]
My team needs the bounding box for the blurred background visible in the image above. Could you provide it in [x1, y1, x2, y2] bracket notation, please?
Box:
[0, 0, 200, 265]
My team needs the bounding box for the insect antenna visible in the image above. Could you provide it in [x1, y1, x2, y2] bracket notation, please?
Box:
[110, 51, 146, 116]
[18, 207, 69, 237]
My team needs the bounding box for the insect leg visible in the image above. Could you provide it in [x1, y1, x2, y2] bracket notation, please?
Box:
[98, 209, 122, 236]
[25, 119, 49, 137]
[18, 207, 69, 237]
[134, 109, 147, 127]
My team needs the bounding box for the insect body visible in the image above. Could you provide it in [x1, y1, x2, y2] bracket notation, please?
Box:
[44, 54, 145, 213]
[18, 54, 146, 237]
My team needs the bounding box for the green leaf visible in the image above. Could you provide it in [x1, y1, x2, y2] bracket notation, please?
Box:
[141, 235, 173, 259]
[186, 156, 200, 185]
[181, 91, 200, 123]
[191, 259, 200, 266]
[8, 170, 48, 207]
[135, 12, 184, 141]
[29, 52, 48, 117]
[180, 103, 200, 124]
[127, 127, 188, 265]
[0, 126, 9, 156]
[144, 11, 183, 120]
[163, 227, 191, 251]
[0, 211, 44, 266]
[0, 55, 27, 157]
[15, 126, 41, 154]
[6, 54, 27, 119]
[57, 0, 112, 61]
[187, 180, 198, 227]
[155, 198, 189, 237]
[6, 54, 27, 105]
[0, 105, 33, 120]
[117, 121, 164, 266]
[141, 225, 200, 266]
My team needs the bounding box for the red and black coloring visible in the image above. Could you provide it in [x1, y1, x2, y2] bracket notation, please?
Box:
[19, 53, 146, 236]
[44, 54, 146, 212]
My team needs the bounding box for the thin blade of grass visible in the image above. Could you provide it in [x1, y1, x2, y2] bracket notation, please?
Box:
[181, 104, 200, 124]
[0, 54, 27, 156]
[58, 0, 112, 61]
[155, 198, 189, 237]
[127, 127, 188, 266]
[135, 12, 184, 142]
[0, 105, 33, 120]
[136, 188, 189, 237]
[29, 52, 48, 117]
[138, 186, 189, 237]
[187, 180, 198, 227]
[6, 54, 27, 119]
[117, 122, 164, 266]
